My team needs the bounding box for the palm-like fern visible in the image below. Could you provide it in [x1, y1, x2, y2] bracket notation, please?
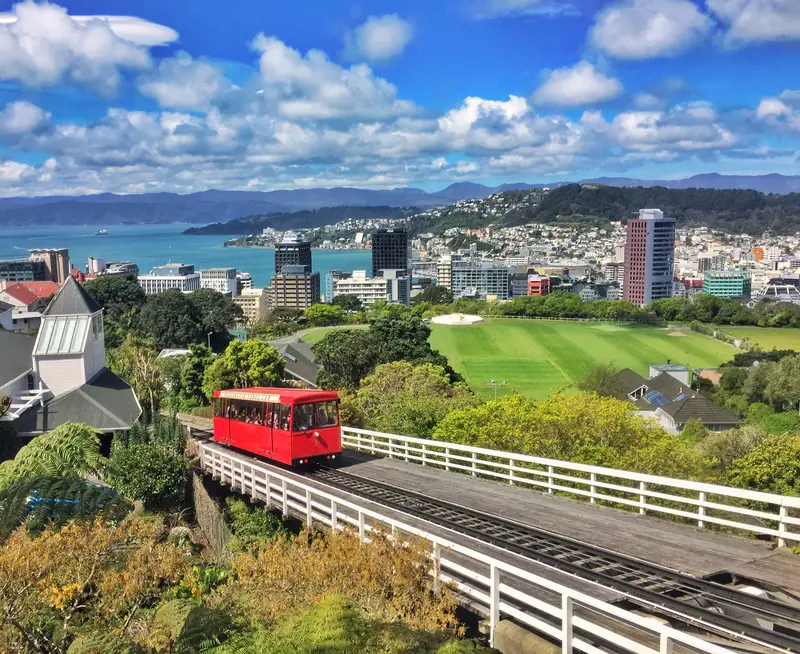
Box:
[0, 475, 132, 539]
[0, 422, 105, 490]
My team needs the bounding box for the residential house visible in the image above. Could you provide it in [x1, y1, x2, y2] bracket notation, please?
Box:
[611, 366, 740, 434]
[0, 277, 141, 436]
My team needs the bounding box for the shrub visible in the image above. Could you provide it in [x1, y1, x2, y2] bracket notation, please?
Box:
[213, 529, 459, 633]
[107, 416, 188, 508]
[225, 497, 288, 552]
[726, 435, 800, 496]
[698, 425, 767, 472]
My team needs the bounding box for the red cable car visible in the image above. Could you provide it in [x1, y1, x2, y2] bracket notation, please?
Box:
[212, 388, 342, 466]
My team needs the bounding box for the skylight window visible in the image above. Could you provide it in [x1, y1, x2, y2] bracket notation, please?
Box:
[35, 316, 89, 355]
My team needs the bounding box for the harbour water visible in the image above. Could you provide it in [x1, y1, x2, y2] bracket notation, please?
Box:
[0, 224, 372, 287]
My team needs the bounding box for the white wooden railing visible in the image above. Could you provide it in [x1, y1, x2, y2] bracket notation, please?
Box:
[341, 427, 800, 548]
[198, 440, 740, 654]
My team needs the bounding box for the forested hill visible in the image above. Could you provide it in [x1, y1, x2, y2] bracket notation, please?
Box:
[183, 205, 415, 235]
[527, 184, 800, 232]
[410, 184, 800, 234]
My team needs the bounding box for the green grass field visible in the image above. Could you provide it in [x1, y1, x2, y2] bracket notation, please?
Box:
[718, 326, 800, 351]
[429, 319, 736, 398]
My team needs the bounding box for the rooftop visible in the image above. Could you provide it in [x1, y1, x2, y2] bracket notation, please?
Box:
[41, 276, 101, 317]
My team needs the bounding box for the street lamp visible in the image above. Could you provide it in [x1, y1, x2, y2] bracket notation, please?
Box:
[207, 331, 213, 349]
[489, 379, 507, 401]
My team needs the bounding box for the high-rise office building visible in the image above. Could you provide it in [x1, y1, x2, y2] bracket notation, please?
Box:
[623, 209, 676, 306]
[29, 249, 70, 283]
[275, 235, 312, 273]
[0, 258, 46, 283]
[372, 229, 411, 277]
[271, 265, 320, 309]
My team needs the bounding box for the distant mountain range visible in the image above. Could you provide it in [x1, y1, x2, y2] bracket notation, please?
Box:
[0, 174, 799, 226]
[0, 183, 551, 226]
[580, 173, 800, 195]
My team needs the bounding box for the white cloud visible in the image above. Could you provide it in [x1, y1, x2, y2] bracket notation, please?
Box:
[583, 101, 737, 152]
[590, 0, 712, 59]
[532, 62, 623, 106]
[707, 0, 800, 46]
[0, 1, 153, 91]
[0, 101, 49, 134]
[755, 90, 800, 132]
[0, 160, 30, 183]
[471, 0, 579, 19]
[251, 34, 416, 120]
[345, 14, 413, 62]
[138, 52, 232, 110]
[0, 10, 178, 46]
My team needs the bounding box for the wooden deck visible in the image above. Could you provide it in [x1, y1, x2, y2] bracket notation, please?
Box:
[334, 450, 800, 594]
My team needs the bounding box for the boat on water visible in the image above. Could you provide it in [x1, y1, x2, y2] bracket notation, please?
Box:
[95, 229, 108, 236]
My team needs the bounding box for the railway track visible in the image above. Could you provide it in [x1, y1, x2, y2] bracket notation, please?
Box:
[308, 467, 800, 653]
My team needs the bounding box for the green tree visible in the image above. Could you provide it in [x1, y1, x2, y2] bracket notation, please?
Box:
[313, 330, 380, 391]
[304, 303, 345, 327]
[187, 288, 244, 351]
[726, 435, 800, 495]
[764, 355, 800, 413]
[679, 418, 709, 444]
[354, 362, 481, 438]
[576, 363, 624, 398]
[742, 361, 775, 405]
[433, 393, 710, 478]
[414, 285, 454, 306]
[370, 313, 457, 379]
[109, 335, 165, 416]
[107, 417, 188, 508]
[180, 343, 214, 407]
[203, 340, 285, 398]
[699, 424, 767, 472]
[137, 289, 204, 350]
[83, 276, 146, 324]
[331, 294, 363, 312]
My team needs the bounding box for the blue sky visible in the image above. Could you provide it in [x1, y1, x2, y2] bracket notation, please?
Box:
[0, 0, 799, 196]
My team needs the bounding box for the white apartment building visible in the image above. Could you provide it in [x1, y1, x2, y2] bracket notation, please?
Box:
[200, 267, 238, 297]
[334, 270, 389, 306]
[237, 271, 253, 291]
[232, 287, 267, 325]
[137, 263, 201, 295]
[764, 246, 783, 262]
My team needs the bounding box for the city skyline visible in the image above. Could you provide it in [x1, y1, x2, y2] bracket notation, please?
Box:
[0, 1, 799, 198]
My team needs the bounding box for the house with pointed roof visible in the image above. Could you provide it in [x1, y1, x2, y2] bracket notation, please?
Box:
[0, 276, 141, 436]
[610, 366, 741, 434]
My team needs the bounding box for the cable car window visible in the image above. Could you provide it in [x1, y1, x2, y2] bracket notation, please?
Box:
[214, 399, 226, 418]
[314, 401, 339, 428]
[277, 404, 291, 431]
[294, 404, 314, 432]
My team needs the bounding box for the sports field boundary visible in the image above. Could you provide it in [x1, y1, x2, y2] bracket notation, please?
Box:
[473, 314, 667, 327]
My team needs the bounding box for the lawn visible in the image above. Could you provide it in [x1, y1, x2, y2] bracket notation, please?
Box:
[719, 326, 800, 351]
[429, 319, 736, 399]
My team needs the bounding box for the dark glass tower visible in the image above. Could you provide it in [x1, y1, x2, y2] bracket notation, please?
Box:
[275, 239, 312, 273]
[371, 228, 410, 277]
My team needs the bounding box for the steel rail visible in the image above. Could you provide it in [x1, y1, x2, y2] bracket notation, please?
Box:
[308, 467, 800, 653]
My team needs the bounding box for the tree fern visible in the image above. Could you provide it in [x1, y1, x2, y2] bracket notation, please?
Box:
[0, 475, 132, 539]
[67, 632, 150, 654]
[0, 422, 105, 490]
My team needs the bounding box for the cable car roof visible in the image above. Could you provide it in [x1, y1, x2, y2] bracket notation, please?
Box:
[215, 388, 339, 404]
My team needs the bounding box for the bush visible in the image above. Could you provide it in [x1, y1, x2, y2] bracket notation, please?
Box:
[225, 497, 288, 552]
[433, 393, 712, 479]
[214, 530, 459, 633]
[107, 417, 188, 508]
[698, 425, 767, 472]
[726, 435, 800, 495]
